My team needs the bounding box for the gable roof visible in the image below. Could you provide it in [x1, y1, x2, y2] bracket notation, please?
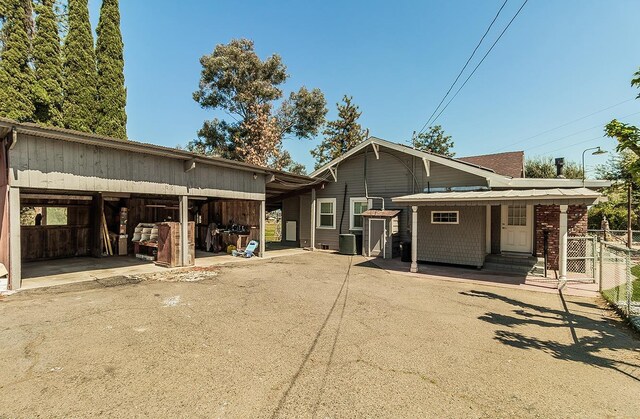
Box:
[310, 136, 508, 183]
[310, 136, 611, 190]
[458, 151, 524, 178]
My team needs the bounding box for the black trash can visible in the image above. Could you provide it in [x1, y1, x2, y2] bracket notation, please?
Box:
[400, 241, 411, 262]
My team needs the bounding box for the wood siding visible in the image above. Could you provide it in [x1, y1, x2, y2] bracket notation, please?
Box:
[312, 148, 488, 250]
[417, 206, 486, 267]
[8, 134, 265, 200]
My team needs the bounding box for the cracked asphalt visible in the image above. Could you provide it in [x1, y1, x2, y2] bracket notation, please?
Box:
[1, 252, 639, 418]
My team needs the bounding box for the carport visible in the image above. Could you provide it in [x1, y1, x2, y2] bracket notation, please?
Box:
[0, 118, 308, 290]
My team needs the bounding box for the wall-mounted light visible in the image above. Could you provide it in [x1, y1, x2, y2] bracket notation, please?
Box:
[253, 173, 258, 180]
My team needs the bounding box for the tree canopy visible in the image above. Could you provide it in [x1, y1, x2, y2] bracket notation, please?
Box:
[606, 67, 640, 162]
[524, 156, 583, 179]
[62, 0, 98, 133]
[32, 0, 63, 126]
[95, 0, 127, 138]
[0, 0, 35, 121]
[189, 38, 327, 172]
[311, 95, 366, 170]
[412, 125, 454, 156]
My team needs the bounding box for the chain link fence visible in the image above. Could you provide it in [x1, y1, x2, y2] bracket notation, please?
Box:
[599, 242, 640, 329]
[588, 229, 640, 248]
[567, 236, 596, 281]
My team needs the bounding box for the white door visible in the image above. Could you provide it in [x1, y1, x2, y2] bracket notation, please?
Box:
[500, 204, 532, 253]
[368, 219, 386, 258]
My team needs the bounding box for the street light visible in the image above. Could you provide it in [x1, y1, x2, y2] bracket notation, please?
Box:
[582, 146, 607, 183]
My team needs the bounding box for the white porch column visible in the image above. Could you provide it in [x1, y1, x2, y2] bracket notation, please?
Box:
[485, 204, 491, 254]
[8, 186, 21, 289]
[310, 188, 316, 251]
[559, 204, 568, 280]
[179, 195, 189, 267]
[411, 205, 418, 273]
[259, 199, 266, 257]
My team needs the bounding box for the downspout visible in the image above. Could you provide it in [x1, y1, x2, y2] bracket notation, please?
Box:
[364, 146, 385, 210]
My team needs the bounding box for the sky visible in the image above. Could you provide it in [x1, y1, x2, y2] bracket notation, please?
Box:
[88, 0, 640, 175]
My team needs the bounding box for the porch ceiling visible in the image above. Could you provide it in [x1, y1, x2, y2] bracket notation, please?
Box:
[391, 187, 603, 206]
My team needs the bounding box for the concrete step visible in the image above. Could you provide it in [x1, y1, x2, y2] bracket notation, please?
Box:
[483, 254, 546, 276]
[484, 254, 541, 267]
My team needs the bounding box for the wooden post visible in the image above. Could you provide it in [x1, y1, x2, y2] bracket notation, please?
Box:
[627, 182, 633, 249]
[92, 193, 104, 258]
[259, 199, 266, 257]
[310, 188, 316, 251]
[8, 187, 21, 290]
[411, 206, 418, 273]
[179, 196, 189, 266]
[485, 204, 491, 254]
[559, 205, 568, 280]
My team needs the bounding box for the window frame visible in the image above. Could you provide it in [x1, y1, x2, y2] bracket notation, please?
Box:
[430, 210, 459, 225]
[316, 198, 336, 230]
[349, 197, 369, 231]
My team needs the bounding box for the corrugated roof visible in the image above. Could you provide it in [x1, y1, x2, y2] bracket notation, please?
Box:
[361, 209, 401, 217]
[392, 188, 601, 203]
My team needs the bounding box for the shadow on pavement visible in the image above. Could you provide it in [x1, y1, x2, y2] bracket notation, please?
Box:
[461, 289, 640, 382]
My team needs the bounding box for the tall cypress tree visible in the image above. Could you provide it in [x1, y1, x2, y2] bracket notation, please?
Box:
[62, 0, 97, 132]
[95, 0, 126, 138]
[0, 0, 35, 121]
[32, 0, 63, 126]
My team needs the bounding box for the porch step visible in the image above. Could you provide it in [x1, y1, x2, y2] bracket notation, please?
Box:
[483, 254, 546, 276]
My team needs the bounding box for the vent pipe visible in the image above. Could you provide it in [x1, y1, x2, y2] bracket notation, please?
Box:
[555, 157, 565, 178]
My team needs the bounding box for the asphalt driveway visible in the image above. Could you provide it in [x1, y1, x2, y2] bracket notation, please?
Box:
[1, 252, 639, 417]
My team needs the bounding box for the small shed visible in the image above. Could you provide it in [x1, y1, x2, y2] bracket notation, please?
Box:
[361, 209, 401, 259]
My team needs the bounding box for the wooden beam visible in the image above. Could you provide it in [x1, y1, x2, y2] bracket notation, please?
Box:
[372, 143, 380, 160]
[184, 159, 196, 172]
[329, 167, 338, 182]
[422, 158, 430, 177]
[21, 193, 93, 201]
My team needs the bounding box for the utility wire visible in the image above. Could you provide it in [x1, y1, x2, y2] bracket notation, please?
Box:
[523, 111, 640, 152]
[492, 98, 635, 152]
[429, 0, 529, 127]
[417, 0, 510, 135]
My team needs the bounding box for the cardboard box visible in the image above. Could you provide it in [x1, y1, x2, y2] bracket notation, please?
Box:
[118, 237, 128, 256]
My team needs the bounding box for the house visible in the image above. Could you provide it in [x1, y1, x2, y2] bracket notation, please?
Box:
[279, 137, 609, 278]
[0, 118, 317, 290]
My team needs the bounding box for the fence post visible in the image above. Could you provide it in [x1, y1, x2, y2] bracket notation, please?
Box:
[626, 248, 632, 316]
[599, 240, 604, 292]
[592, 237, 597, 281]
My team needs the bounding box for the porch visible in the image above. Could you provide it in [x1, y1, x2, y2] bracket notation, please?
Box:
[366, 256, 600, 298]
[391, 188, 604, 279]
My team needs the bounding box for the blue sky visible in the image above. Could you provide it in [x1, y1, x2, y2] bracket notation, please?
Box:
[88, 0, 640, 175]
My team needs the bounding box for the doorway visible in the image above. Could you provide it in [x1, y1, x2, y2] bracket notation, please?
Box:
[500, 203, 533, 254]
[368, 219, 386, 258]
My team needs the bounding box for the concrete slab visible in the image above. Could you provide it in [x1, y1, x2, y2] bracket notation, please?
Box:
[368, 257, 600, 297]
[20, 247, 307, 291]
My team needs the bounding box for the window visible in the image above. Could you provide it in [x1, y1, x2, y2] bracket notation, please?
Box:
[350, 198, 368, 230]
[20, 206, 67, 226]
[507, 204, 527, 226]
[317, 198, 336, 229]
[46, 207, 68, 226]
[431, 211, 459, 224]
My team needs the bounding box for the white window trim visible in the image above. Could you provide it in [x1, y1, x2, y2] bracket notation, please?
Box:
[349, 197, 369, 231]
[431, 210, 459, 225]
[316, 198, 336, 229]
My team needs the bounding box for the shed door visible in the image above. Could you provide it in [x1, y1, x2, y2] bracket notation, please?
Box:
[368, 219, 386, 258]
[500, 204, 533, 254]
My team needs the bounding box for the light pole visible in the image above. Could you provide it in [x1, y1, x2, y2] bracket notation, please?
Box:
[581, 146, 607, 184]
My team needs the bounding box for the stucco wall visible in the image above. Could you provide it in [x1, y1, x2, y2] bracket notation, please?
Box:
[417, 206, 486, 267]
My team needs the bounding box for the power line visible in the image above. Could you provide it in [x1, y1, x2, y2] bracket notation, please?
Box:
[522, 111, 640, 152]
[428, 0, 529, 127]
[417, 0, 510, 135]
[492, 98, 635, 152]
